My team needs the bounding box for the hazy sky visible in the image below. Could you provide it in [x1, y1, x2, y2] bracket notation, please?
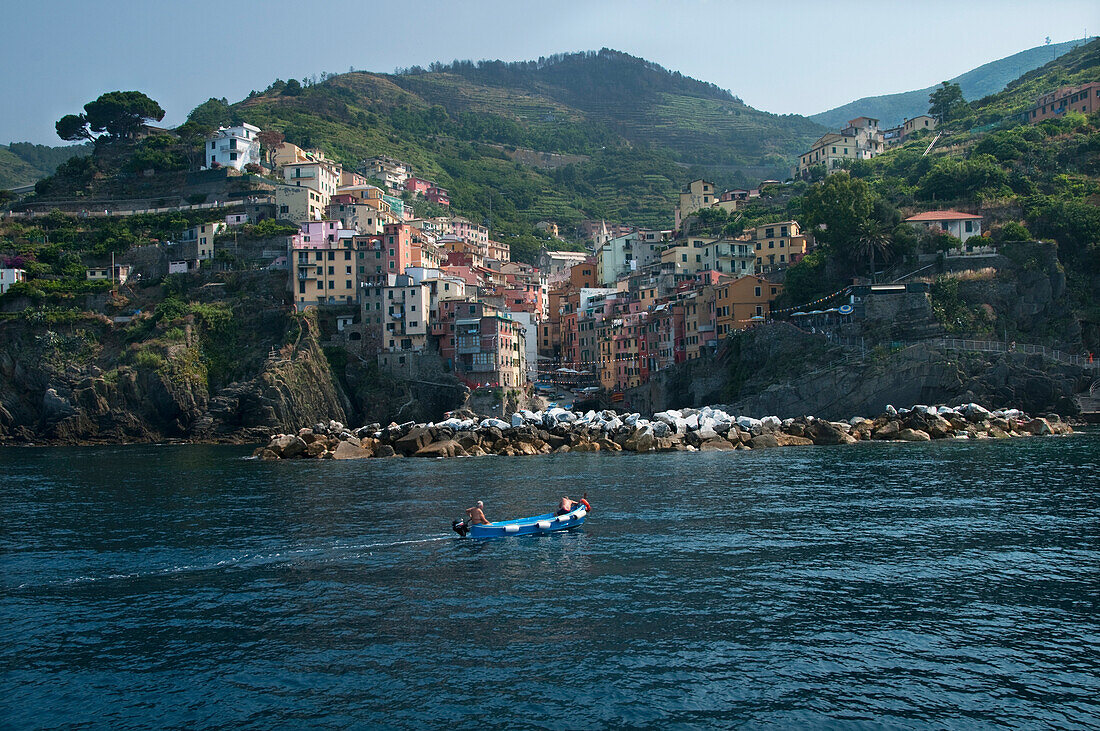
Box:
[2, 0, 1096, 145]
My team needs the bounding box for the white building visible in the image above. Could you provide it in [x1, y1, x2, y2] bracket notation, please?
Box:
[206, 123, 262, 171]
[904, 211, 984, 244]
[86, 264, 132, 285]
[0, 268, 26, 294]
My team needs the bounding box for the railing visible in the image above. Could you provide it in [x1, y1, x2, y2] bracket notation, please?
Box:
[828, 334, 1099, 370]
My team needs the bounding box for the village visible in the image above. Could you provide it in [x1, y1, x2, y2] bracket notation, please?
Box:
[3, 80, 1093, 403]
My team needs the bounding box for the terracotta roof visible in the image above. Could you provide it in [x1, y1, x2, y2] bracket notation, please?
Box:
[905, 210, 983, 221]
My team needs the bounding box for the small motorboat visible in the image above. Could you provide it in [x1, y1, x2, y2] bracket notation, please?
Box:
[453, 499, 590, 539]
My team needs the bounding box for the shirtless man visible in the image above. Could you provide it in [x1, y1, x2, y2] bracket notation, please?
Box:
[556, 496, 581, 516]
[465, 500, 490, 525]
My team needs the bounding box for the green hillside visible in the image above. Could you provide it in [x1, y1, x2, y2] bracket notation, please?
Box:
[390, 50, 826, 169]
[970, 38, 1100, 125]
[0, 142, 92, 189]
[0, 147, 42, 189]
[205, 50, 829, 252]
[811, 39, 1090, 129]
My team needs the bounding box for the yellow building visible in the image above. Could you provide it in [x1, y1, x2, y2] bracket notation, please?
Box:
[715, 275, 782, 335]
[796, 117, 884, 177]
[283, 159, 342, 198]
[675, 179, 717, 229]
[272, 142, 308, 168]
[276, 184, 330, 223]
[749, 220, 809, 272]
[290, 236, 363, 310]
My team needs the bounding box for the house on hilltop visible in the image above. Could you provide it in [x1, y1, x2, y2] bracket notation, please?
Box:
[206, 124, 261, 171]
[796, 117, 884, 178]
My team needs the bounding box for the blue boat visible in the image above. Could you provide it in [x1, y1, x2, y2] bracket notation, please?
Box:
[453, 501, 589, 539]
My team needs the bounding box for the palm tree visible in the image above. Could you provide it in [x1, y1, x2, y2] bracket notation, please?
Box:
[855, 222, 893, 283]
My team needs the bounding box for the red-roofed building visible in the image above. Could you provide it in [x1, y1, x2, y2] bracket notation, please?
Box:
[904, 210, 983, 243]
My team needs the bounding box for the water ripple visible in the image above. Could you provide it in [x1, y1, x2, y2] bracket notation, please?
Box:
[1, 433, 1098, 729]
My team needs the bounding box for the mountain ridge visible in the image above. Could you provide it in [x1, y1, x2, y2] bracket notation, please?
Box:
[810, 39, 1090, 129]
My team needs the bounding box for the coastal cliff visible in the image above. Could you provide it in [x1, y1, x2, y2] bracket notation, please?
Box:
[0, 283, 347, 444]
[625, 324, 1088, 420]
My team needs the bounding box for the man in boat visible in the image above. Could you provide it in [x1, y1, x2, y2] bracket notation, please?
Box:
[465, 501, 490, 525]
[556, 496, 581, 516]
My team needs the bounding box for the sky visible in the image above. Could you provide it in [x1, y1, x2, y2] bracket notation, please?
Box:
[1, 0, 1097, 145]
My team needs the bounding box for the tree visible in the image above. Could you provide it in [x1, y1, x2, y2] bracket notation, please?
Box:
[800, 171, 876, 253]
[187, 97, 232, 128]
[256, 129, 285, 167]
[929, 81, 965, 125]
[56, 114, 93, 141]
[283, 79, 302, 96]
[55, 91, 165, 141]
[175, 120, 214, 170]
[855, 221, 893, 282]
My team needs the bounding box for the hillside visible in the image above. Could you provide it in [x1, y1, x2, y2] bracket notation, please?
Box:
[970, 38, 1100, 125]
[810, 39, 1089, 129]
[388, 50, 827, 170]
[230, 50, 825, 208]
[0, 142, 92, 189]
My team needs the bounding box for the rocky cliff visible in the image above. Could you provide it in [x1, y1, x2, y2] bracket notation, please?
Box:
[0, 290, 346, 444]
[625, 324, 1089, 420]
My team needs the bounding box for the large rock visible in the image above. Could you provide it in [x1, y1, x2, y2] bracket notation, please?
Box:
[267, 433, 296, 457]
[897, 428, 931, 442]
[414, 440, 463, 458]
[280, 435, 308, 459]
[749, 433, 781, 449]
[806, 420, 857, 445]
[1022, 417, 1053, 436]
[623, 428, 656, 453]
[698, 438, 736, 451]
[394, 425, 431, 456]
[873, 421, 901, 440]
[332, 441, 372, 459]
[927, 416, 955, 439]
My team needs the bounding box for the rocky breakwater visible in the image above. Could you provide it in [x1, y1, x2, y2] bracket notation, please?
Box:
[255, 403, 1073, 461]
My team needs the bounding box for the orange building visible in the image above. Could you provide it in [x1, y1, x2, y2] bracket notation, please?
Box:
[715, 275, 783, 336]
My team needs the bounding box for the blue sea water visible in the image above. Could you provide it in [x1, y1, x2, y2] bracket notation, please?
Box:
[1, 433, 1098, 729]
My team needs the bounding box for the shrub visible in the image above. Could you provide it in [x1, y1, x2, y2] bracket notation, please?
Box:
[131, 348, 167, 371]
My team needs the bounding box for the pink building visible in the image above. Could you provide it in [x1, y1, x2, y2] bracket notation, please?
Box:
[426, 186, 450, 206]
[405, 176, 433, 195]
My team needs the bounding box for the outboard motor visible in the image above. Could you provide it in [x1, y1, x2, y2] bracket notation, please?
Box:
[452, 519, 469, 537]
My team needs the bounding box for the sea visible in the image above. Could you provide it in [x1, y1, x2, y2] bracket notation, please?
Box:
[2, 432, 1098, 729]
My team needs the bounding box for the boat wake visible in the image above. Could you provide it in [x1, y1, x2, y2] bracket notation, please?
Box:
[15, 536, 451, 590]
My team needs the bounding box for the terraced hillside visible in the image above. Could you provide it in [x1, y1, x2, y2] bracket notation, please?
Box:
[389, 50, 826, 168]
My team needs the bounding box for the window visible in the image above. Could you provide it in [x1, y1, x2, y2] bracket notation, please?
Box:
[965, 221, 973, 233]
[229, 152, 237, 161]
[754, 286, 761, 297]
[346, 280, 352, 289]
